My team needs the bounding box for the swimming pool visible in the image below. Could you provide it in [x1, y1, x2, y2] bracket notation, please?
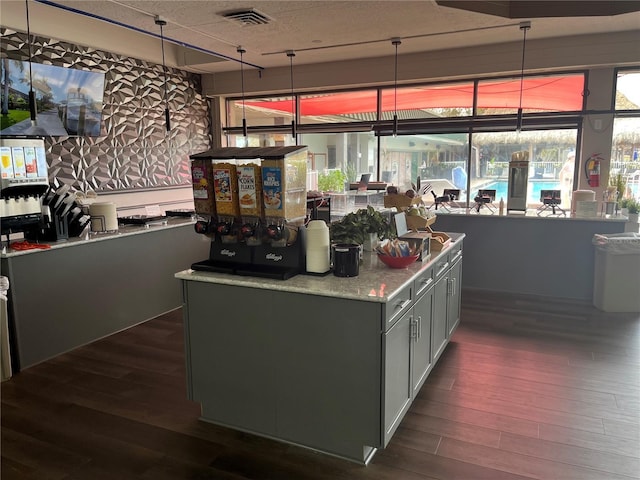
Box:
[474, 180, 561, 204]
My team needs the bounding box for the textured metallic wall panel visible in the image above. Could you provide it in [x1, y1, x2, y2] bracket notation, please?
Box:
[1, 28, 212, 192]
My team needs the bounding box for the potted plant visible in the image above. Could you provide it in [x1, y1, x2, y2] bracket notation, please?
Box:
[329, 206, 396, 250]
[622, 198, 640, 233]
[318, 169, 347, 193]
[627, 198, 639, 218]
[610, 173, 627, 202]
[619, 197, 631, 216]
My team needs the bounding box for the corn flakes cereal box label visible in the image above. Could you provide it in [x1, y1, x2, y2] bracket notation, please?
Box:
[262, 166, 282, 211]
[191, 164, 209, 199]
[238, 166, 258, 210]
[213, 168, 233, 203]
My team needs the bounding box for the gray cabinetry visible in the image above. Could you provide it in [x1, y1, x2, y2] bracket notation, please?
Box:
[447, 257, 463, 337]
[180, 235, 463, 464]
[383, 308, 412, 445]
[185, 282, 278, 434]
[411, 286, 433, 397]
[432, 273, 449, 362]
[383, 271, 435, 445]
[2, 220, 208, 371]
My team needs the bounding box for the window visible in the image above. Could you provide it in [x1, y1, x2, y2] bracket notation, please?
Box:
[477, 74, 585, 115]
[227, 95, 294, 128]
[471, 129, 578, 208]
[612, 69, 640, 202]
[614, 69, 640, 111]
[380, 134, 470, 202]
[380, 83, 474, 119]
[223, 72, 587, 205]
[299, 90, 378, 124]
[300, 131, 377, 180]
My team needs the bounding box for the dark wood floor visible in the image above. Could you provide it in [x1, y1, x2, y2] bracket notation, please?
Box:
[2, 290, 639, 480]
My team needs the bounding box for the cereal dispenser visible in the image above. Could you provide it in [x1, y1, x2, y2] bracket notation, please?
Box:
[189, 146, 308, 279]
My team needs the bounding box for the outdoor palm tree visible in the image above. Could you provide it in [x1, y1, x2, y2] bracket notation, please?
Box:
[1, 58, 26, 115]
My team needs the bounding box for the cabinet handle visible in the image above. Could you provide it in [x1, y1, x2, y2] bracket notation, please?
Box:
[420, 277, 433, 288]
[410, 316, 417, 338]
[453, 278, 457, 296]
[395, 298, 412, 312]
[417, 315, 422, 339]
[447, 277, 452, 295]
[437, 261, 449, 275]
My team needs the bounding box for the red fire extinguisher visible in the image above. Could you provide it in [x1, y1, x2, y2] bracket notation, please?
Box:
[584, 154, 602, 188]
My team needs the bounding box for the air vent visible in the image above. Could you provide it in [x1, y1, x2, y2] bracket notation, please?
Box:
[221, 9, 272, 26]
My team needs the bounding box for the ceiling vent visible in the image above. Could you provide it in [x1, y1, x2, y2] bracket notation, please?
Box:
[221, 9, 272, 26]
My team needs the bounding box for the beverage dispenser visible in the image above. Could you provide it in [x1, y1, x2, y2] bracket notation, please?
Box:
[189, 146, 308, 279]
[507, 150, 530, 213]
[0, 136, 49, 237]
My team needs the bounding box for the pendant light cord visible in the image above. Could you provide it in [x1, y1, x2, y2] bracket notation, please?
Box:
[394, 41, 399, 115]
[155, 15, 170, 131]
[238, 47, 247, 138]
[159, 22, 168, 111]
[517, 21, 531, 132]
[25, 0, 33, 86]
[391, 38, 401, 136]
[287, 50, 296, 142]
[25, 0, 37, 122]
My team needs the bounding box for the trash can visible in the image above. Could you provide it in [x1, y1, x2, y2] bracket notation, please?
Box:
[592, 233, 640, 312]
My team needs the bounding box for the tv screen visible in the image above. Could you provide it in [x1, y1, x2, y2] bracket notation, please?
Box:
[0, 61, 105, 137]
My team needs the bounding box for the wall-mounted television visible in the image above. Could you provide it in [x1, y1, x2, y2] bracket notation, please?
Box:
[0, 60, 105, 137]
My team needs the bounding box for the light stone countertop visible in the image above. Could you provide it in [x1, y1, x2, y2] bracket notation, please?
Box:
[1, 217, 196, 258]
[176, 233, 464, 303]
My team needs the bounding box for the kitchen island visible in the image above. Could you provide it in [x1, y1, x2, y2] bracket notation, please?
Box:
[176, 233, 464, 464]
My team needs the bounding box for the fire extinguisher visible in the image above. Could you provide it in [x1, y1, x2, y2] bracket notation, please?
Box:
[584, 154, 602, 188]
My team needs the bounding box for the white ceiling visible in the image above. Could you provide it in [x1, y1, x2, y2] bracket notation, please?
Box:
[2, 0, 640, 74]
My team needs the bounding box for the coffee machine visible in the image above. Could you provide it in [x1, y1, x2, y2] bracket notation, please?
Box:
[189, 146, 308, 280]
[0, 136, 49, 238]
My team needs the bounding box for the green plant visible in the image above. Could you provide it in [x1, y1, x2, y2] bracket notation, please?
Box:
[318, 169, 346, 192]
[610, 173, 627, 201]
[627, 198, 640, 215]
[330, 206, 396, 245]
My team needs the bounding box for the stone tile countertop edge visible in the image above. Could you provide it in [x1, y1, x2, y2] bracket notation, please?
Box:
[176, 233, 464, 303]
[1, 218, 197, 258]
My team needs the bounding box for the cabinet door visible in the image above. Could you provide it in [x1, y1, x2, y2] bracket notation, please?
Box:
[447, 258, 462, 337]
[432, 273, 449, 363]
[411, 288, 433, 397]
[185, 282, 278, 435]
[383, 308, 412, 446]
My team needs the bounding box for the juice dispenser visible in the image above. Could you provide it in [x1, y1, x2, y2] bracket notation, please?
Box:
[0, 136, 49, 238]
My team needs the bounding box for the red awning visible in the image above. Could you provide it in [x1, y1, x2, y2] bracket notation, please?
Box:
[243, 75, 584, 116]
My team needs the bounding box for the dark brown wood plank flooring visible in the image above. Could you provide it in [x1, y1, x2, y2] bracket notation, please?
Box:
[2, 290, 639, 479]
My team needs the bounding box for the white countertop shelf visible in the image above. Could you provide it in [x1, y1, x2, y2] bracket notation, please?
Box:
[1, 218, 196, 258]
[176, 233, 464, 303]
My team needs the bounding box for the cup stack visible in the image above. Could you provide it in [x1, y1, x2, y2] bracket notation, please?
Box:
[305, 220, 330, 274]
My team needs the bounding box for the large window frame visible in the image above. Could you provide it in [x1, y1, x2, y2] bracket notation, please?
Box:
[612, 67, 640, 202]
[224, 71, 589, 207]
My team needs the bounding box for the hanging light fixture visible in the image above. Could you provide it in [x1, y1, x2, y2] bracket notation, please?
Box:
[237, 46, 248, 139]
[391, 38, 402, 137]
[516, 21, 531, 132]
[286, 50, 297, 142]
[24, 0, 37, 124]
[155, 15, 171, 132]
